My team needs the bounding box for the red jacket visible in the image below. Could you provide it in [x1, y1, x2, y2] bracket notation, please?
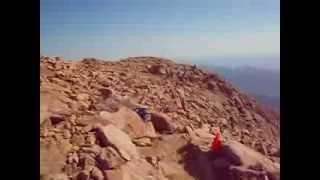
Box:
[211, 132, 222, 151]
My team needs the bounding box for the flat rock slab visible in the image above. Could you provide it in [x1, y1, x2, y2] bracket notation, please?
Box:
[96, 124, 139, 161]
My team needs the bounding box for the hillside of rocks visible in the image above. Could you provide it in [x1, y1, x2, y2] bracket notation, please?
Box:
[40, 56, 280, 180]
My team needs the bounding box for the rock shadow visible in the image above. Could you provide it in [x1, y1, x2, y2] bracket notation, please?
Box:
[177, 143, 251, 180]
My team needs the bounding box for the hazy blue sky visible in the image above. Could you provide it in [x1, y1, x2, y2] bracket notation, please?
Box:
[41, 0, 280, 69]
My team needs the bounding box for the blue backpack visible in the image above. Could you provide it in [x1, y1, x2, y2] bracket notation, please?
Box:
[134, 107, 151, 122]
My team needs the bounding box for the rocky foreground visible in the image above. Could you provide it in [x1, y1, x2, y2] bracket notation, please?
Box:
[40, 56, 280, 180]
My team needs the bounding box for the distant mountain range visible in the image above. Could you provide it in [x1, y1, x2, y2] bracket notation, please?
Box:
[198, 64, 280, 112]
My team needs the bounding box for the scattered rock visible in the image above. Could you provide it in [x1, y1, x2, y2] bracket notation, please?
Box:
[71, 134, 86, 146]
[145, 156, 158, 167]
[63, 163, 79, 176]
[96, 146, 126, 170]
[90, 167, 104, 180]
[96, 97, 121, 112]
[193, 128, 213, 140]
[132, 137, 152, 147]
[67, 152, 79, 164]
[77, 170, 90, 180]
[40, 128, 49, 137]
[80, 145, 102, 155]
[64, 122, 72, 130]
[185, 126, 194, 136]
[50, 115, 65, 125]
[175, 125, 186, 133]
[243, 129, 250, 135]
[76, 93, 90, 102]
[72, 146, 80, 152]
[79, 154, 96, 171]
[217, 117, 228, 126]
[188, 113, 201, 122]
[86, 134, 96, 145]
[63, 130, 72, 139]
[269, 147, 280, 157]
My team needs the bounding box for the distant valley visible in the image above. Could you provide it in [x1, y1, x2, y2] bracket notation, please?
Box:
[198, 64, 280, 112]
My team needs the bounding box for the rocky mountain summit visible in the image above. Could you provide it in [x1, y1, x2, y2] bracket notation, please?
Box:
[40, 56, 280, 180]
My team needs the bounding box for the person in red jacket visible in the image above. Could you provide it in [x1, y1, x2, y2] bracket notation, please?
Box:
[211, 128, 222, 152]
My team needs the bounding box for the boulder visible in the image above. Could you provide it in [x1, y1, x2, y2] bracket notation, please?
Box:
[100, 106, 157, 139]
[150, 112, 176, 133]
[76, 93, 90, 102]
[216, 140, 280, 180]
[95, 124, 139, 160]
